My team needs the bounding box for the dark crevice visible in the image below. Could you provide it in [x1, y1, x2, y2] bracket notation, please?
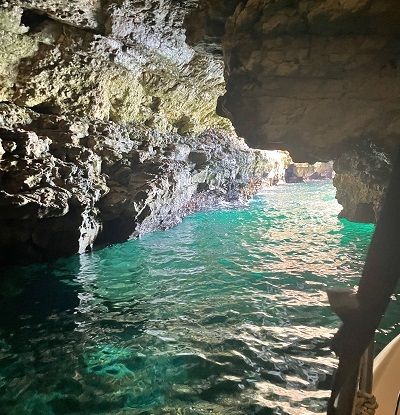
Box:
[21, 9, 49, 34]
[30, 102, 60, 115]
[184, 0, 241, 51]
[21, 7, 105, 36]
[95, 218, 137, 247]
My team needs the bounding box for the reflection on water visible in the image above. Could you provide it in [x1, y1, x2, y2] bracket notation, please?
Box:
[0, 181, 398, 415]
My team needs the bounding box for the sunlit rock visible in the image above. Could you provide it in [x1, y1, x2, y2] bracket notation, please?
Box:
[1, 0, 397, 267]
[0, 111, 287, 266]
[1, 2, 230, 133]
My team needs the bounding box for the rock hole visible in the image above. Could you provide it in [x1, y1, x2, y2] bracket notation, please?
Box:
[207, 20, 226, 38]
[197, 182, 209, 192]
[150, 96, 161, 111]
[136, 205, 151, 222]
[30, 102, 59, 115]
[21, 9, 48, 33]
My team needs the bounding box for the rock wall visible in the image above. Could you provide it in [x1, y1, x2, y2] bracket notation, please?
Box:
[333, 142, 392, 223]
[0, 2, 230, 132]
[0, 2, 293, 266]
[2, 0, 397, 270]
[0, 102, 287, 266]
[219, 0, 400, 162]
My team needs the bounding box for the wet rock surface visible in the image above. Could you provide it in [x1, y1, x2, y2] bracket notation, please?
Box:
[0, 104, 288, 266]
[333, 142, 393, 223]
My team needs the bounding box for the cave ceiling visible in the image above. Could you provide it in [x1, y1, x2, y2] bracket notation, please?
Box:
[215, 0, 400, 162]
[2, 1, 400, 162]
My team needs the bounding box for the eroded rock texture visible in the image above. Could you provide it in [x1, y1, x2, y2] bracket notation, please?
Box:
[1, 0, 398, 267]
[220, 0, 400, 160]
[0, 102, 287, 266]
[0, 2, 294, 266]
[333, 142, 392, 222]
[1, 2, 230, 131]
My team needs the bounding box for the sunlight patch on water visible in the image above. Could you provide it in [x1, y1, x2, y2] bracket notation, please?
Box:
[0, 181, 397, 415]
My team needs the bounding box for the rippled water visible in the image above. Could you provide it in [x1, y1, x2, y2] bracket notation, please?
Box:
[1, 181, 399, 415]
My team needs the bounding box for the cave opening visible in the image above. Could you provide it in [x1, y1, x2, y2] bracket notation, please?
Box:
[0, 1, 399, 415]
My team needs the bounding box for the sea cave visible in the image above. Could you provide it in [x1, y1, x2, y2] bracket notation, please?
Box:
[0, 1, 399, 414]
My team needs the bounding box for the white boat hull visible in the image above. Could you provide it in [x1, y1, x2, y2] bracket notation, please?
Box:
[373, 334, 400, 415]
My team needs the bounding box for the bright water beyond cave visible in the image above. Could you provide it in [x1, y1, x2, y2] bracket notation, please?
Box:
[0, 181, 399, 415]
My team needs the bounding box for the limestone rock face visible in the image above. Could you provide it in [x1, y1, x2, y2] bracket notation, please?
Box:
[1, 0, 397, 268]
[0, 8, 39, 101]
[333, 143, 392, 223]
[0, 2, 230, 133]
[213, 0, 400, 221]
[220, 0, 400, 163]
[0, 1, 249, 266]
[6, 0, 103, 30]
[0, 104, 287, 266]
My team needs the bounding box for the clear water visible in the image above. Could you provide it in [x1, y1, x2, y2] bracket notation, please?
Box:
[0, 182, 398, 415]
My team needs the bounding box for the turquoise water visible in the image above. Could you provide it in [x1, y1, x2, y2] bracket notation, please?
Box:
[0, 181, 398, 415]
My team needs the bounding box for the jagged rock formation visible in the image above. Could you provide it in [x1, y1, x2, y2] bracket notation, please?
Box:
[333, 142, 392, 223]
[0, 2, 289, 266]
[285, 161, 334, 183]
[0, 102, 287, 266]
[1, 2, 230, 132]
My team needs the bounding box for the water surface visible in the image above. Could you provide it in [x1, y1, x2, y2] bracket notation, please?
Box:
[1, 181, 398, 415]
